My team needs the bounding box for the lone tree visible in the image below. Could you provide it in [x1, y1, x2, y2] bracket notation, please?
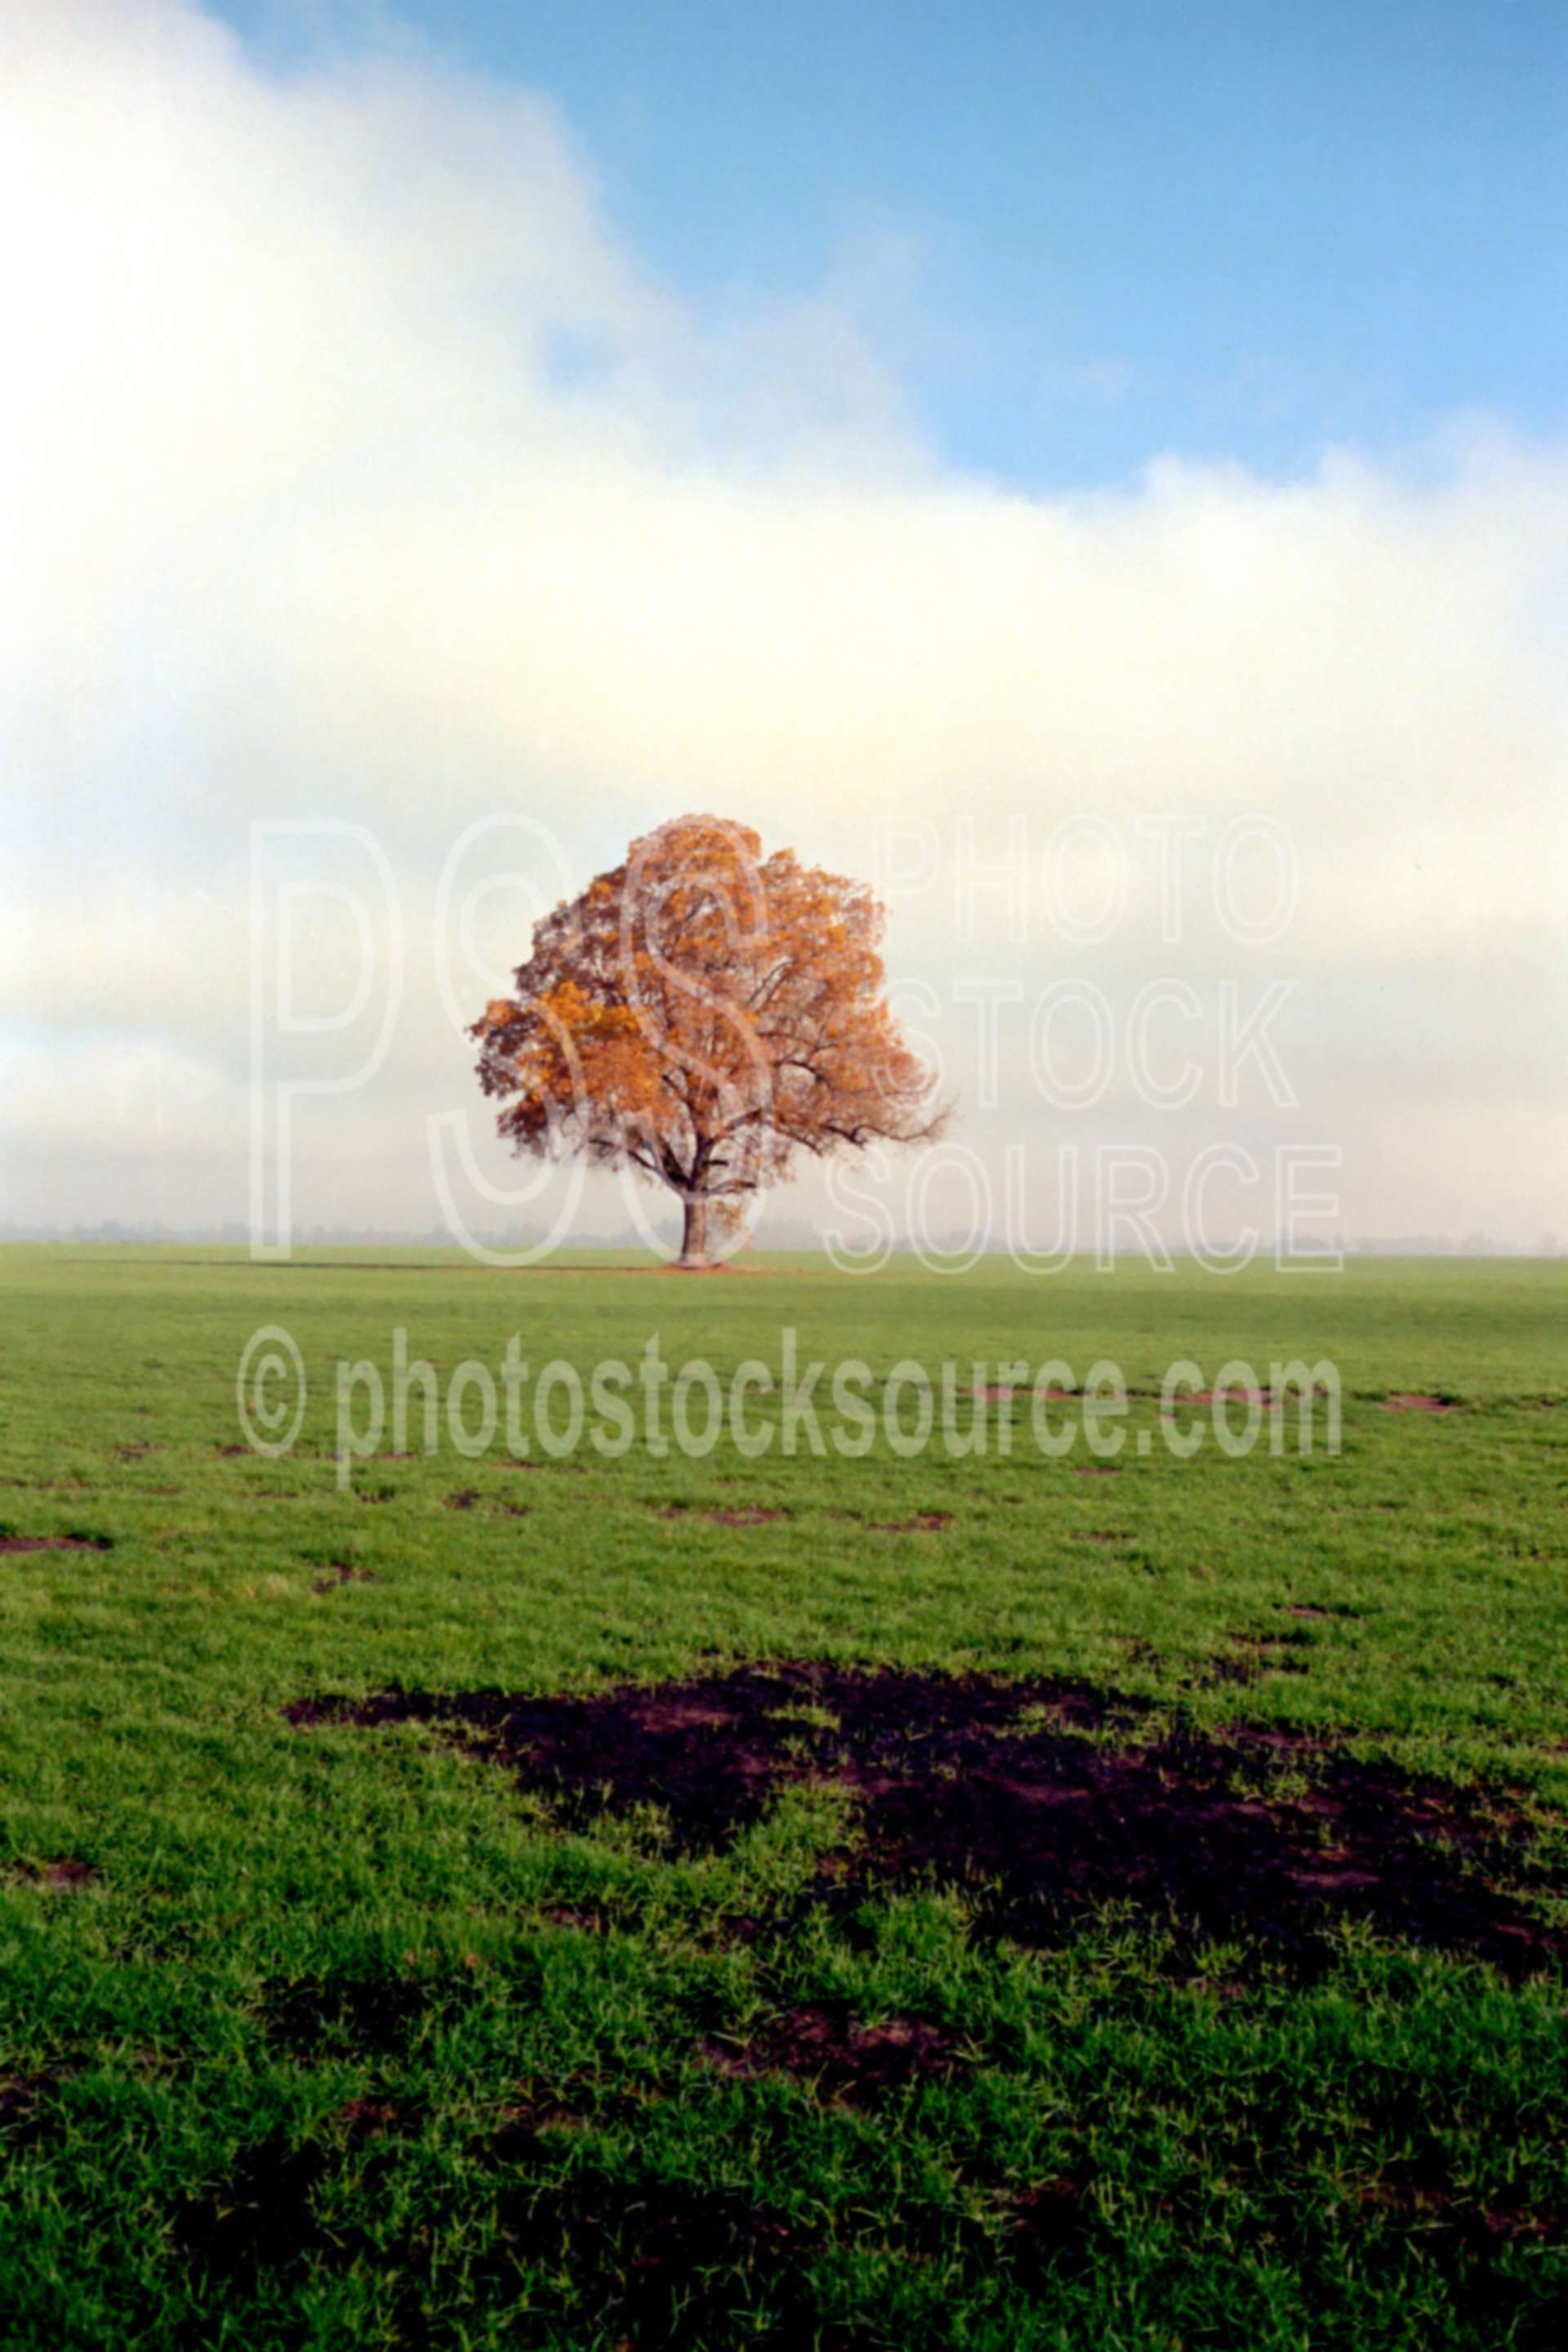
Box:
[472, 814, 946, 1265]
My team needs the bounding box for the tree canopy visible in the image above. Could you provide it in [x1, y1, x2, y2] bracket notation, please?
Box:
[471, 814, 945, 1263]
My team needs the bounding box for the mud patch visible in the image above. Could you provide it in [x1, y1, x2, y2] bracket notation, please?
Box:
[291, 1664, 1568, 1977]
[866, 1511, 951, 1533]
[1386, 1393, 1459, 1413]
[702, 2003, 960, 2101]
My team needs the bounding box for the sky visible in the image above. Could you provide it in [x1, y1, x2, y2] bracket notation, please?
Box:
[2, 0, 1565, 1250]
[210, 0, 1568, 488]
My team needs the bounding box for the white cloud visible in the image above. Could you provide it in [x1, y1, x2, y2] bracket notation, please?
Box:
[2, 0, 1564, 1243]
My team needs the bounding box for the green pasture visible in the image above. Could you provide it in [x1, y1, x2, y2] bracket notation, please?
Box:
[0, 1245, 1564, 2349]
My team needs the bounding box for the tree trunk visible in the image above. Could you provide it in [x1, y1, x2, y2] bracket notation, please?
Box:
[678, 1195, 710, 1267]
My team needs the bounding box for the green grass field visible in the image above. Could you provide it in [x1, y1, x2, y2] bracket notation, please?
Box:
[2, 1245, 1566, 2350]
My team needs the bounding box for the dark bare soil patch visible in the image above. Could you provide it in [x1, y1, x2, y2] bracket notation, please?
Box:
[158, 2114, 1185, 2348]
[490, 2106, 586, 2166]
[486, 2070, 657, 2160]
[5, 1857, 97, 1891]
[290, 1664, 1568, 1979]
[162, 2105, 1565, 2347]
[1190, 1628, 1316, 1688]
[442, 1486, 538, 1515]
[488, 2083, 602, 2164]
[537, 1902, 613, 1933]
[287, 1665, 1116, 1856]
[261, 1975, 429, 2058]
[1354, 2161, 1562, 2253]
[486, 2176, 839, 2349]
[175, 2131, 327, 2287]
[971, 1384, 1076, 1402]
[659, 1503, 786, 1527]
[1387, 1393, 1459, 1413]
[0, 2070, 61, 2149]
[1161, 1387, 1283, 1410]
[702, 2003, 960, 2101]
[310, 1559, 380, 1592]
[328, 2095, 428, 2145]
[1008, 2176, 1096, 2287]
[0, 1534, 112, 1556]
[866, 1511, 951, 1533]
[1338, 2154, 1568, 2337]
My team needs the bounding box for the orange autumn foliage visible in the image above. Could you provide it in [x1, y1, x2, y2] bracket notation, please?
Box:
[471, 814, 947, 1261]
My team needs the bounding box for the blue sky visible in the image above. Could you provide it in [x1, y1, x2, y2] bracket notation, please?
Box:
[212, 0, 1565, 489]
[4, 0, 1565, 1241]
